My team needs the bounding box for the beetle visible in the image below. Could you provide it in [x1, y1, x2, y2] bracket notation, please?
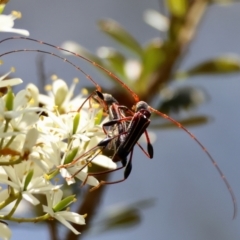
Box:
[0, 36, 236, 218]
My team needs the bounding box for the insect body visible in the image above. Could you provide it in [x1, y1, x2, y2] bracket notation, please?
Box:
[111, 101, 153, 162]
[84, 93, 154, 190]
[0, 36, 237, 218]
[67, 91, 153, 189]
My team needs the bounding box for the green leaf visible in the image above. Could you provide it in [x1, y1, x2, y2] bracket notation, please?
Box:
[72, 113, 80, 134]
[62, 41, 127, 86]
[64, 147, 79, 165]
[23, 169, 34, 191]
[97, 47, 126, 78]
[53, 195, 75, 212]
[152, 115, 210, 129]
[158, 87, 206, 114]
[98, 19, 143, 57]
[166, 0, 188, 17]
[94, 109, 103, 125]
[140, 38, 165, 84]
[175, 55, 240, 79]
[100, 208, 141, 231]
[93, 199, 155, 234]
[45, 169, 59, 180]
[5, 87, 14, 111]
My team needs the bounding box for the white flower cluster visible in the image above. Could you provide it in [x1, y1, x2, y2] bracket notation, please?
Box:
[0, 72, 115, 238]
[0, 7, 117, 239]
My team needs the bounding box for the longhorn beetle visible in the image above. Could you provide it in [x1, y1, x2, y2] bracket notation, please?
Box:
[0, 45, 154, 188]
[70, 91, 154, 190]
[58, 90, 153, 189]
[0, 36, 237, 218]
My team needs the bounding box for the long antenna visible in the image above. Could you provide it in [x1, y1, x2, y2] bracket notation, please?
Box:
[0, 37, 139, 102]
[0, 36, 236, 218]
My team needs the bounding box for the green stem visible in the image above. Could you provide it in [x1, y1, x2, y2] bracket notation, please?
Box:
[0, 213, 51, 223]
[144, 0, 209, 102]
[0, 193, 19, 210]
[5, 194, 22, 218]
[4, 135, 16, 148]
[0, 157, 23, 166]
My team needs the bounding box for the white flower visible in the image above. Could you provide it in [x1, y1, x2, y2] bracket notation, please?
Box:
[0, 75, 115, 232]
[29, 140, 64, 173]
[26, 81, 113, 189]
[22, 128, 39, 154]
[60, 164, 99, 187]
[43, 189, 85, 235]
[38, 79, 87, 113]
[85, 136, 117, 169]
[0, 88, 43, 127]
[59, 135, 115, 186]
[0, 221, 11, 240]
[0, 68, 22, 88]
[57, 137, 100, 186]
[0, 162, 62, 205]
[60, 153, 116, 187]
[0, 11, 29, 36]
[25, 84, 39, 107]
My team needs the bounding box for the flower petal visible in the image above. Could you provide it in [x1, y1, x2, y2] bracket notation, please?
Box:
[0, 78, 23, 87]
[0, 27, 29, 36]
[54, 213, 81, 235]
[92, 155, 117, 169]
[73, 169, 99, 187]
[0, 222, 11, 240]
[0, 189, 9, 202]
[22, 192, 40, 205]
[56, 211, 85, 225]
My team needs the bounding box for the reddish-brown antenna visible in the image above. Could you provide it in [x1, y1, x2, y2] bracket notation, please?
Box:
[0, 36, 236, 218]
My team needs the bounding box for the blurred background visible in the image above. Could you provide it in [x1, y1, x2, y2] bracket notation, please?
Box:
[1, 0, 240, 239]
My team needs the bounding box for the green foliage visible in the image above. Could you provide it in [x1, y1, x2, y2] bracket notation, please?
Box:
[70, 1, 239, 127]
[152, 115, 210, 129]
[57, 1, 240, 237]
[166, 0, 188, 17]
[98, 19, 143, 57]
[90, 199, 155, 234]
[63, 2, 240, 128]
[65, 2, 240, 128]
[175, 55, 240, 78]
[5, 87, 14, 111]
